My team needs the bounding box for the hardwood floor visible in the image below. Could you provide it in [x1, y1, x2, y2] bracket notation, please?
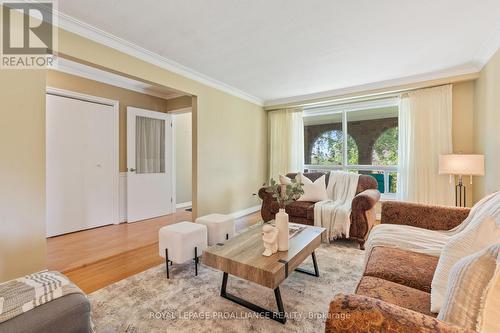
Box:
[63, 243, 163, 294]
[47, 208, 192, 272]
[47, 209, 262, 293]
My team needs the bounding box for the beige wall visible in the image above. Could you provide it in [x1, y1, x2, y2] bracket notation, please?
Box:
[47, 70, 171, 172]
[474, 49, 500, 202]
[1, 27, 266, 280]
[56, 30, 267, 218]
[452, 81, 476, 206]
[167, 95, 192, 111]
[452, 81, 475, 154]
[174, 112, 192, 204]
[5, 17, 482, 282]
[0, 70, 47, 282]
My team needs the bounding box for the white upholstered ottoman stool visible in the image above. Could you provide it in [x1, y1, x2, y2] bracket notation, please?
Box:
[195, 214, 235, 246]
[159, 222, 207, 278]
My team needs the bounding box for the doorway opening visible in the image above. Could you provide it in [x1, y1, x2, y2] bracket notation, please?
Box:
[172, 108, 193, 212]
[45, 57, 195, 286]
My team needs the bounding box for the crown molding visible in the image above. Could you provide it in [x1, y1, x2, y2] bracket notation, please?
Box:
[52, 58, 182, 100]
[52, 10, 264, 106]
[264, 65, 480, 108]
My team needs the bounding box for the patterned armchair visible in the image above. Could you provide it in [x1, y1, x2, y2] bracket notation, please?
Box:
[381, 201, 470, 230]
[326, 294, 473, 333]
[258, 172, 380, 249]
[324, 199, 476, 333]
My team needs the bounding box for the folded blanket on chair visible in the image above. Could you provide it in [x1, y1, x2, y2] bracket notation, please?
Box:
[314, 171, 359, 242]
[0, 270, 87, 325]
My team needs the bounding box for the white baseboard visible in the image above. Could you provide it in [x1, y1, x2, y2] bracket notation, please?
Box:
[176, 201, 192, 209]
[229, 205, 261, 219]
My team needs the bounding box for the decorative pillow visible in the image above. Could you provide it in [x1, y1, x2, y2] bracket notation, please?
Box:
[279, 174, 293, 185]
[431, 216, 500, 313]
[479, 253, 500, 333]
[296, 172, 328, 202]
[437, 243, 500, 332]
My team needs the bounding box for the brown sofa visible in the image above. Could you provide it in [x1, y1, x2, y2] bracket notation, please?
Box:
[325, 201, 472, 333]
[258, 172, 380, 249]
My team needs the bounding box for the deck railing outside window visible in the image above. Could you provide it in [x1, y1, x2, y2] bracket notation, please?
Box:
[304, 164, 397, 196]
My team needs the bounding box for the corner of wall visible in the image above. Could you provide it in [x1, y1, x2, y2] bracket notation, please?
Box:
[473, 48, 500, 202]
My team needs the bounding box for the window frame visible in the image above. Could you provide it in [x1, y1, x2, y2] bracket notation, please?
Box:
[303, 97, 399, 197]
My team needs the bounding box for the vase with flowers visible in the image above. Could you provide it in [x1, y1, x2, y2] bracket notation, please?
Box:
[264, 178, 304, 251]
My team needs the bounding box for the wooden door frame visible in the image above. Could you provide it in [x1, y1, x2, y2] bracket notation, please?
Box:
[46, 86, 120, 225]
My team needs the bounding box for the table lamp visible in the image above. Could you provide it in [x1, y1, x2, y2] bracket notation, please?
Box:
[439, 154, 485, 207]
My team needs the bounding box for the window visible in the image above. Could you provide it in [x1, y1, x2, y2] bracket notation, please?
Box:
[136, 116, 166, 174]
[303, 98, 399, 195]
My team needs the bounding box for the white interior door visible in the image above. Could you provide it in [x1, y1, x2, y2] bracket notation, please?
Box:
[127, 107, 174, 222]
[46, 92, 118, 237]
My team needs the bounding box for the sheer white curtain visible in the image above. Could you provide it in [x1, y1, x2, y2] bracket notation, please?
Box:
[268, 108, 304, 180]
[136, 116, 165, 173]
[397, 85, 454, 205]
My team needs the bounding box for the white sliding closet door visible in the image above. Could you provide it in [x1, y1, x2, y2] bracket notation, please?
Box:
[46, 93, 118, 237]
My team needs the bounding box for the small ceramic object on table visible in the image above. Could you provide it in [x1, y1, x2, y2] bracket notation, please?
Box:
[262, 224, 279, 256]
[275, 208, 289, 251]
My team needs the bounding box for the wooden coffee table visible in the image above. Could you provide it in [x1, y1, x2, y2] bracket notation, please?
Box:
[202, 222, 325, 324]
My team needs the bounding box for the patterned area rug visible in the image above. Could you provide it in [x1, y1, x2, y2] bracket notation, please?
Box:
[89, 242, 364, 333]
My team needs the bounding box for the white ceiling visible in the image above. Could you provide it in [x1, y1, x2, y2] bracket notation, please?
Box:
[57, 0, 500, 105]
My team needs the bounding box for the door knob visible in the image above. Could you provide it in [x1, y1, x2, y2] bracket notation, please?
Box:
[129, 168, 136, 172]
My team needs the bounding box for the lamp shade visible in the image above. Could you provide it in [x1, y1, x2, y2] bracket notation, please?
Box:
[439, 154, 485, 176]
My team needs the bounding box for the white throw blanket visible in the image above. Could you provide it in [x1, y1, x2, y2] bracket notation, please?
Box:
[314, 171, 360, 242]
[365, 191, 500, 260]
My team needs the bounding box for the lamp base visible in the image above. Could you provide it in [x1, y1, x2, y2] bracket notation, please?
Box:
[455, 177, 466, 207]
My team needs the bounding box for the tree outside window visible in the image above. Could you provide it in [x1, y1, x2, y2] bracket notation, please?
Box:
[372, 127, 398, 166]
[310, 130, 358, 165]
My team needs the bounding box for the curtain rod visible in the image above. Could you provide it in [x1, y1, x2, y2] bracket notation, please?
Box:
[264, 73, 477, 111]
[266, 84, 448, 111]
[266, 91, 401, 111]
